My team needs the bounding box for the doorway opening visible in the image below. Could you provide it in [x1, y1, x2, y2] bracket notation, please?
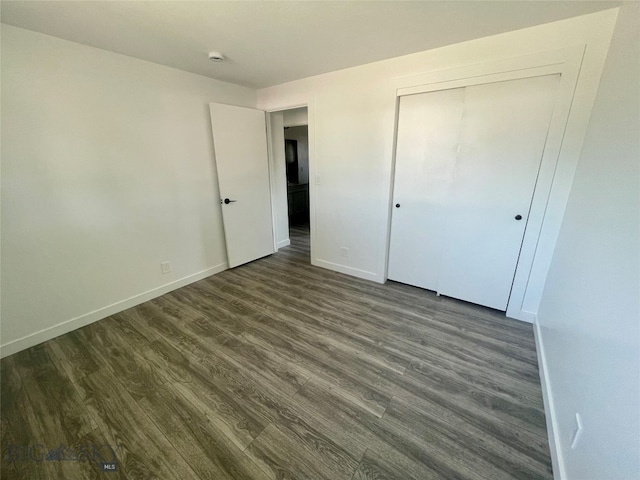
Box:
[284, 116, 309, 255]
[267, 106, 310, 261]
[284, 126, 309, 223]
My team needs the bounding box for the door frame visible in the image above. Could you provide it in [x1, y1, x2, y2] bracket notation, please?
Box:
[264, 101, 315, 262]
[385, 45, 585, 321]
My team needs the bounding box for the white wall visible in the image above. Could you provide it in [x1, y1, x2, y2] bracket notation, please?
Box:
[1, 25, 256, 356]
[258, 9, 617, 293]
[536, 3, 640, 479]
[284, 126, 309, 185]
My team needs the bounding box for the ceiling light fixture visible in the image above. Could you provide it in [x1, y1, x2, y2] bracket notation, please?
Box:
[208, 51, 225, 62]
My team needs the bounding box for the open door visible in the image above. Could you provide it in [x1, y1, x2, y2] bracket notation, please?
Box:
[209, 103, 275, 268]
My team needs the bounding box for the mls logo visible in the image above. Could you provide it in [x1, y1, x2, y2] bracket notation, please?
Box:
[100, 462, 118, 472]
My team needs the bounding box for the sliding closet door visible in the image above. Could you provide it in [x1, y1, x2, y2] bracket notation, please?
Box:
[388, 74, 559, 310]
[387, 88, 465, 291]
[436, 74, 559, 309]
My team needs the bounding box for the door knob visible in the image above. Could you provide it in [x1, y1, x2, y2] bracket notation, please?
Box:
[223, 198, 237, 204]
[515, 214, 522, 220]
[395, 203, 401, 208]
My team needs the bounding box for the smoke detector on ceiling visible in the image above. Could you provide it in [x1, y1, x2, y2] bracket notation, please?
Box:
[208, 52, 225, 62]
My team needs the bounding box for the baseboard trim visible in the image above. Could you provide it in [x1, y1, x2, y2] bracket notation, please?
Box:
[0, 262, 228, 358]
[277, 239, 291, 249]
[312, 258, 381, 283]
[506, 308, 536, 324]
[534, 315, 566, 480]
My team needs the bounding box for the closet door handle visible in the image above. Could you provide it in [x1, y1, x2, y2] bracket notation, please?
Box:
[395, 203, 401, 208]
[515, 214, 522, 220]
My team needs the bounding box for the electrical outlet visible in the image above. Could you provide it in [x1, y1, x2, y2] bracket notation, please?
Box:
[570, 413, 583, 449]
[340, 247, 349, 258]
[161, 261, 171, 274]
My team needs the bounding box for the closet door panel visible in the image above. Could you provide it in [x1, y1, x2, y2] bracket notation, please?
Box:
[388, 88, 465, 290]
[437, 74, 560, 309]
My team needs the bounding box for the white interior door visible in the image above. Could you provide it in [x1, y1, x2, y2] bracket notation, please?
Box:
[437, 75, 559, 309]
[209, 103, 275, 268]
[389, 74, 560, 310]
[387, 88, 465, 290]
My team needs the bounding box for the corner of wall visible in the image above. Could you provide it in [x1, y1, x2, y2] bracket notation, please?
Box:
[533, 315, 566, 480]
[0, 263, 228, 359]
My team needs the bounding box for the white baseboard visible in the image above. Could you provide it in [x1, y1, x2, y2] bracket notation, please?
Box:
[506, 308, 536, 324]
[0, 262, 228, 358]
[312, 258, 381, 283]
[277, 239, 291, 249]
[534, 316, 566, 480]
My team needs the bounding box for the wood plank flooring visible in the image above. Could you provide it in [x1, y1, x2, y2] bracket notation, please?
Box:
[1, 225, 552, 479]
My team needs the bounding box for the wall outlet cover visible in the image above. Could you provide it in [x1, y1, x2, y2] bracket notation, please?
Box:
[570, 412, 583, 449]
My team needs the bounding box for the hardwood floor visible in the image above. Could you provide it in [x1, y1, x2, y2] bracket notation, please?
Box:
[1, 224, 552, 479]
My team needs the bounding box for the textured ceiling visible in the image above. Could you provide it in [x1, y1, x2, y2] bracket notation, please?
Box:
[1, 1, 618, 88]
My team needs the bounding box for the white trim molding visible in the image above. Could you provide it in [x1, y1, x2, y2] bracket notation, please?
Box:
[312, 258, 381, 283]
[0, 262, 228, 358]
